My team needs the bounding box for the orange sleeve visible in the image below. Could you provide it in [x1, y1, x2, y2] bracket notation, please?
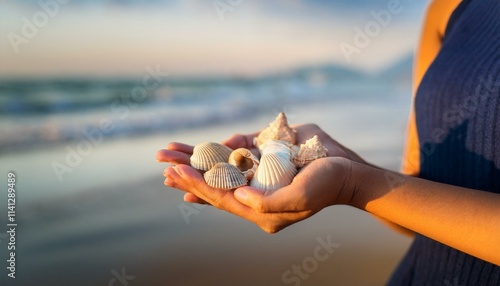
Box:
[401, 0, 462, 175]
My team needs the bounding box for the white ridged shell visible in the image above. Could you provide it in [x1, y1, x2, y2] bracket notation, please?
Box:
[250, 152, 297, 191]
[204, 162, 248, 190]
[259, 140, 297, 158]
[190, 142, 233, 171]
[293, 135, 328, 167]
[228, 148, 259, 180]
[254, 112, 296, 148]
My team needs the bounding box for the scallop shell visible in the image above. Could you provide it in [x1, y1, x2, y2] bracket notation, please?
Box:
[254, 112, 297, 147]
[250, 152, 297, 191]
[204, 162, 248, 190]
[293, 135, 328, 167]
[190, 142, 233, 171]
[228, 148, 259, 180]
[259, 140, 298, 158]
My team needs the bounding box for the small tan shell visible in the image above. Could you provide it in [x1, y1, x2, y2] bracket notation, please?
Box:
[293, 135, 328, 167]
[190, 142, 233, 171]
[254, 112, 296, 148]
[228, 148, 259, 180]
[204, 162, 248, 190]
[250, 152, 297, 192]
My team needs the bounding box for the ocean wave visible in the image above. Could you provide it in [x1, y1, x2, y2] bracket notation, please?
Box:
[0, 68, 409, 153]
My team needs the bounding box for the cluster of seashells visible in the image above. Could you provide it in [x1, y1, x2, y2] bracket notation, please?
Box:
[190, 112, 328, 191]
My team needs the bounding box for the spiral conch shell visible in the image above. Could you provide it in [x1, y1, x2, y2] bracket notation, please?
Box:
[228, 148, 259, 180]
[293, 135, 328, 167]
[204, 162, 247, 190]
[250, 152, 297, 192]
[254, 112, 297, 148]
[190, 142, 233, 171]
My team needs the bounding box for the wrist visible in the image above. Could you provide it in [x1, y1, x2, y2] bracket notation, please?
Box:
[325, 157, 356, 206]
[348, 161, 408, 214]
[347, 161, 383, 211]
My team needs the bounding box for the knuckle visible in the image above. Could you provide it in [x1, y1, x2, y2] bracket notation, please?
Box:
[254, 201, 268, 213]
[331, 156, 352, 167]
[310, 123, 320, 129]
[210, 191, 229, 209]
[305, 123, 320, 131]
[166, 142, 177, 150]
[230, 133, 242, 141]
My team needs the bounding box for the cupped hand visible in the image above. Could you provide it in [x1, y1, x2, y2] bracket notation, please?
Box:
[163, 156, 354, 233]
[156, 123, 366, 204]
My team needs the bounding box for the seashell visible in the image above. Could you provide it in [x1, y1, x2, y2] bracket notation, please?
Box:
[254, 112, 297, 148]
[250, 152, 297, 192]
[204, 162, 248, 190]
[259, 140, 297, 159]
[190, 142, 233, 171]
[228, 148, 259, 180]
[293, 135, 328, 167]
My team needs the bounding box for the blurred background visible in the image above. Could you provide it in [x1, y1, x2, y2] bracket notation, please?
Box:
[0, 0, 427, 285]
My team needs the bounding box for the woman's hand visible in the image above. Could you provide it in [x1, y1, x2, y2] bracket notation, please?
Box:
[156, 123, 367, 203]
[163, 156, 354, 233]
[155, 123, 361, 232]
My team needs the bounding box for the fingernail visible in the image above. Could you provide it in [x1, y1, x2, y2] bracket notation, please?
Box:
[156, 150, 164, 162]
[164, 178, 171, 186]
[234, 189, 247, 201]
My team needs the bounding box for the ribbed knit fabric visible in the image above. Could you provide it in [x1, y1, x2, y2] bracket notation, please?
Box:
[388, 0, 500, 285]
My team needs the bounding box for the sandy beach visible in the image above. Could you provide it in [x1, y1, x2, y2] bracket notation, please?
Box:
[0, 98, 413, 286]
[12, 176, 411, 286]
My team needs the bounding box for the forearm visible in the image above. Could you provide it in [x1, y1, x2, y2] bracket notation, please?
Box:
[348, 161, 500, 266]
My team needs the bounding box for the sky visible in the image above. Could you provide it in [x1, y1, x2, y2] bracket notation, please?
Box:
[0, 0, 428, 77]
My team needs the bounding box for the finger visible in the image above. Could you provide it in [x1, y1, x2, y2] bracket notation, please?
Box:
[233, 185, 304, 213]
[166, 164, 301, 229]
[163, 165, 178, 187]
[166, 142, 194, 154]
[170, 166, 314, 234]
[233, 160, 332, 213]
[221, 133, 258, 150]
[183, 193, 210, 205]
[172, 165, 254, 213]
[163, 164, 198, 189]
[156, 149, 191, 164]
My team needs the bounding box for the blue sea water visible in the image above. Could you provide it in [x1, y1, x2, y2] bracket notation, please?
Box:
[0, 62, 410, 153]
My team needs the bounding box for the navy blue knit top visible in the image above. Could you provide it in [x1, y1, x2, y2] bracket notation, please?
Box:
[389, 0, 500, 285]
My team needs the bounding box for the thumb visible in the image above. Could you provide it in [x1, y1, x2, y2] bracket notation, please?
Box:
[234, 186, 298, 213]
[234, 186, 266, 209]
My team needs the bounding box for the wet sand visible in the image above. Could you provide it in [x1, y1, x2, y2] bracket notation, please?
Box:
[13, 174, 412, 286]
